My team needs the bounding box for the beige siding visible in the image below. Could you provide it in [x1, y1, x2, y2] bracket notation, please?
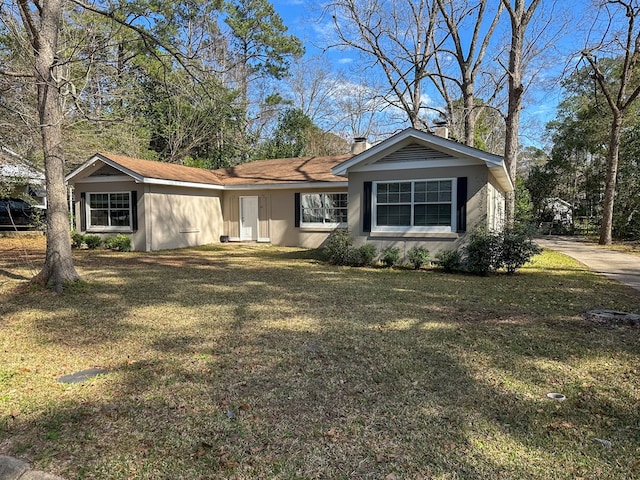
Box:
[347, 165, 490, 253]
[222, 186, 347, 248]
[487, 172, 506, 231]
[73, 180, 147, 251]
[73, 182, 223, 251]
[145, 185, 223, 251]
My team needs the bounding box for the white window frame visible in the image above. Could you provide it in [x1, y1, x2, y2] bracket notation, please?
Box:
[86, 192, 133, 232]
[300, 192, 348, 229]
[372, 178, 457, 233]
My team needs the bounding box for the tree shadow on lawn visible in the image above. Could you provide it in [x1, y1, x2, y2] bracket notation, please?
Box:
[2, 249, 640, 477]
[3, 317, 639, 479]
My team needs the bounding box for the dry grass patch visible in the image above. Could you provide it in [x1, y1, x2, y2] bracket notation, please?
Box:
[1, 237, 639, 479]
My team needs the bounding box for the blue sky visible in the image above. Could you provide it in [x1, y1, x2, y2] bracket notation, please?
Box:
[268, 0, 595, 148]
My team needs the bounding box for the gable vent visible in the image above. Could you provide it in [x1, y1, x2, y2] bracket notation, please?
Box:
[91, 165, 123, 176]
[376, 144, 455, 164]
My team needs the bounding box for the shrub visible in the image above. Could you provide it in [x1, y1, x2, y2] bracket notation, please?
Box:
[71, 231, 85, 248]
[380, 246, 401, 268]
[500, 228, 542, 274]
[407, 246, 430, 270]
[324, 229, 353, 265]
[83, 234, 103, 249]
[464, 228, 502, 275]
[104, 234, 132, 252]
[352, 243, 377, 267]
[435, 249, 462, 273]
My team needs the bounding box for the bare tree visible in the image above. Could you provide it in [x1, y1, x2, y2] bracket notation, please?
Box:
[581, 0, 640, 245]
[12, 0, 81, 290]
[1, 0, 225, 290]
[286, 56, 344, 130]
[326, 0, 441, 130]
[434, 0, 504, 146]
[501, 0, 544, 223]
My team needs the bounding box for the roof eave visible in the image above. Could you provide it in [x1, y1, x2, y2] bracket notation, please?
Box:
[223, 181, 348, 190]
[332, 128, 505, 176]
[66, 153, 145, 184]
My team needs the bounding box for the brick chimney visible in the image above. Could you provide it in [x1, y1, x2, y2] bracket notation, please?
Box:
[434, 126, 449, 139]
[351, 137, 370, 154]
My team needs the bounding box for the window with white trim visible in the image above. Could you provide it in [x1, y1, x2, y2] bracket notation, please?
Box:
[374, 180, 455, 231]
[87, 192, 132, 230]
[301, 193, 347, 227]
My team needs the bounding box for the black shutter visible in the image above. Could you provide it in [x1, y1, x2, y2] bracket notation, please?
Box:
[294, 192, 301, 228]
[363, 181, 372, 233]
[80, 192, 86, 231]
[456, 177, 467, 233]
[131, 191, 138, 232]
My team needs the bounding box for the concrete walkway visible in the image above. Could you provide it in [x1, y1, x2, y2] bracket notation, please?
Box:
[536, 235, 640, 291]
[0, 456, 64, 480]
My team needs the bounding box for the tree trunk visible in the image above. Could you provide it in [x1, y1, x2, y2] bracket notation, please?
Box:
[503, 8, 525, 226]
[27, 0, 81, 291]
[599, 111, 622, 245]
[503, 68, 523, 227]
[462, 79, 475, 147]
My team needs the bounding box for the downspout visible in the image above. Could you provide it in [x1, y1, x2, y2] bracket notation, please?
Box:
[145, 183, 153, 251]
[67, 185, 74, 230]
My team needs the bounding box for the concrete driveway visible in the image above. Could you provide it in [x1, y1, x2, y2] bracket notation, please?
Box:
[536, 235, 640, 292]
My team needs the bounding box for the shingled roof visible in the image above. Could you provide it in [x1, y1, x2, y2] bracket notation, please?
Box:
[212, 155, 350, 185]
[95, 153, 224, 185]
[84, 152, 351, 187]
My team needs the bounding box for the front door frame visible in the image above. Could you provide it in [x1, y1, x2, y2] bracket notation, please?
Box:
[239, 196, 259, 241]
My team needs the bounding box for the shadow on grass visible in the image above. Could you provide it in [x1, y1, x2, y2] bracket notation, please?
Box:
[4, 319, 639, 479]
[1, 247, 640, 478]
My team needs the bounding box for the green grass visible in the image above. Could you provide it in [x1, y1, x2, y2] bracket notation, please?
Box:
[1, 238, 640, 479]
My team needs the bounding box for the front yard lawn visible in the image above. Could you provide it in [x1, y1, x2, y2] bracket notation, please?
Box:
[1, 237, 639, 479]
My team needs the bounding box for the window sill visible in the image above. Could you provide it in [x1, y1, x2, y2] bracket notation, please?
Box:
[368, 231, 459, 239]
[86, 228, 133, 234]
[299, 223, 345, 232]
[299, 227, 339, 232]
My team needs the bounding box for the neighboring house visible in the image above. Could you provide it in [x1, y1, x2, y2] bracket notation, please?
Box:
[0, 148, 46, 205]
[66, 127, 513, 252]
[542, 197, 573, 227]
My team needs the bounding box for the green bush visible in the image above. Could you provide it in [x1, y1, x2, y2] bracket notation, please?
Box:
[380, 246, 401, 268]
[350, 243, 377, 267]
[464, 228, 502, 275]
[83, 234, 103, 249]
[435, 249, 462, 273]
[324, 229, 353, 265]
[104, 234, 132, 252]
[500, 228, 542, 274]
[71, 231, 85, 248]
[407, 246, 430, 270]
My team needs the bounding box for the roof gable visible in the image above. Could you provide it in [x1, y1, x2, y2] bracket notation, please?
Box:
[67, 153, 224, 189]
[333, 128, 513, 191]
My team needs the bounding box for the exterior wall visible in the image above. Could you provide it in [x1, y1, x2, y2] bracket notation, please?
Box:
[222, 186, 348, 248]
[72, 180, 147, 251]
[73, 181, 223, 251]
[144, 184, 223, 251]
[347, 165, 490, 254]
[487, 172, 506, 231]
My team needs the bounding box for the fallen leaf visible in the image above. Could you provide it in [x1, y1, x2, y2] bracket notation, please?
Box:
[325, 428, 339, 438]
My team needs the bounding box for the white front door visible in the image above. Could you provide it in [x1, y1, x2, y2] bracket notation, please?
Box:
[240, 196, 259, 241]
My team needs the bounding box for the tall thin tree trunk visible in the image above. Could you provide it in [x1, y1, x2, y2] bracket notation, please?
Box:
[599, 111, 622, 245]
[503, 49, 523, 226]
[462, 79, 475, 146]
[26, 0, 81, 291]
[501, 0, 542, 226]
